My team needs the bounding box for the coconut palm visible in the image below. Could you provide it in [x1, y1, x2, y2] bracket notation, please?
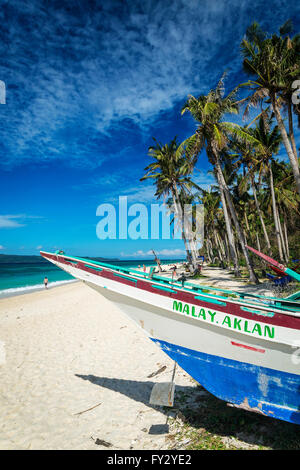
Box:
[243, 117, 284, 261]
[140, 137, 200, 270]
[178, 76, 259, 282]
[241, 21, 300, 195]
[271, 160, 300, 262]
[199, 188, 225, 265]
[278, 20, 300, 160]
[236, 117, 283, 256]
[233, 133, 273, 254]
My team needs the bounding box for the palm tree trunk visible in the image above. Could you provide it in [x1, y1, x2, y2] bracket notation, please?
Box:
[204, 240, 212, 263]
[244, 211, 250, 232]
[256, 233, 261, 252]
[243, 212, 250, 245]
[224, 234, 231, 266]
[287, 100, 298, 160]
[276, 206, 288, 264]
[207, 238, 214, 262]
[251, 179, 272, 254]
[214, 156, 258, 283]
[213, 228, 224, 263]
[216, 231, 227, 261]
[172, 183, 198, 270]
[271, 94, 300, 196]
[171, 191, 192, 265]
[182, 233, 193, 265]
[243, 226, 248, 245]
[209, 238, 215, 261]
[269, 164, 284, 262]
[217, 179, 240, 276]
[283, 214, 290, 260]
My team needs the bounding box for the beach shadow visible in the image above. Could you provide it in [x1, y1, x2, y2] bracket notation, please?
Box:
[75, 374, 192, 411]
[75, 374, 300, 449]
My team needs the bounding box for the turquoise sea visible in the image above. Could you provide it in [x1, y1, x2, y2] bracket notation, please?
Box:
[0, 255, 184, 298]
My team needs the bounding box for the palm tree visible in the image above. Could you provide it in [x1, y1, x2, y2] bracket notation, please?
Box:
[271, 159, 300, 262]
[250, 119, 286, 261]
[178, 76, 259, 282]
[140, 137, 199, 270]
[237, 117, 283, 257]
[233, 129, 272, 254]
[245, 117, 285, 261]
[200, 188, 227, 266]
[241, 21, 300, 195]
[278, 21, 300, 160]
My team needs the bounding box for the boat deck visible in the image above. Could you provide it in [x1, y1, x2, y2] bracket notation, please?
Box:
[43, 252, 300, 315]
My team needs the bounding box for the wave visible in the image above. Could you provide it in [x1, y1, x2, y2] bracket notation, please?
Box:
[0, 279, 77, 299]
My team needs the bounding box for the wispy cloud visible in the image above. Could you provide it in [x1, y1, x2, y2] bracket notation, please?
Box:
[76, 168, 215, 205]
[0, 215, 25, 228]
[1, 0, 291, 168]
[74, 168, 158, 203]
[193, 171, 217, 191]
[0, 214, 43, 229]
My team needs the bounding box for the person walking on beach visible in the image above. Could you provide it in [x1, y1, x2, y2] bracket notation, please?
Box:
[44, 276, 48, 289]
[172, 265, 177, 276]
[143, 264, 147, 275]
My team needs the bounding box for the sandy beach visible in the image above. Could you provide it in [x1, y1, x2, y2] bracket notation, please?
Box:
[147, 264, 275, 297]
[0, 265, 283, 450]
[0, 281, 196, 450]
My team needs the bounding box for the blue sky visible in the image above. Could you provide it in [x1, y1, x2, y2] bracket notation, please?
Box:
[0, 0, 299, 258]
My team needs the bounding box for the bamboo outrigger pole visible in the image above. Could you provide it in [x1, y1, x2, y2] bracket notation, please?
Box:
[246, 245, 300, 282]
[151, 248, 162, 273]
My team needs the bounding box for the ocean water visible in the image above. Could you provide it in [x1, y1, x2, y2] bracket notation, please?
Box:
[0, 257, 184, 298]
[0, 261, 75, 298]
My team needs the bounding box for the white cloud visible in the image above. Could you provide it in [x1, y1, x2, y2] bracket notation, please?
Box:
[0, 214, 43, 229]
[193, 172, 217, 191]
[1, 0, 292, 169]
[0, 245, 5, 250]
[0, 215, 25, 228]
[156, 249, 186, 256]
[0, 0, 266, 168]
[120, 248, 185, 258]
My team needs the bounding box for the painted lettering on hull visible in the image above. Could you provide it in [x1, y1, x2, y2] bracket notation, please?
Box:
[172, 301, 275, 340]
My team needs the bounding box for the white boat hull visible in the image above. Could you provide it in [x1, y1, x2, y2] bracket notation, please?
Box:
[41, 252, 300, 424]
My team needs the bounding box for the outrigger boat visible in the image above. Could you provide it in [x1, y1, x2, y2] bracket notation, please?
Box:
[246, 245, 300, 281]
[40, 249, 300, 425]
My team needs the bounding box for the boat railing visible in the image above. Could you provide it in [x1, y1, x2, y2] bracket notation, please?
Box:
[55, 253, 299, 313]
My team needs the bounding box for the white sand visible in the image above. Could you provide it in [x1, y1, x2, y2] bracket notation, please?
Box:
[0, 282, 195, 450]
[153, 264, 275, 297]
[0, 265, 275, 450]
[191, 266, 275, 297]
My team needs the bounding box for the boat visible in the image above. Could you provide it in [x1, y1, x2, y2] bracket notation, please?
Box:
[269, 265, 288, 277]
[246, 245, 300, 282]
[40, 249, 300, 425]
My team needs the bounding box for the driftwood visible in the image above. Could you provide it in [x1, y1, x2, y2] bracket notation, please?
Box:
[147, 365, 167, 378]
[74, 401, 102, 415]
[94, 438, 112, 447]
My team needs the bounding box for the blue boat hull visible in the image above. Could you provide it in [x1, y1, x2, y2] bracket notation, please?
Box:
[152, 338, 300, 425]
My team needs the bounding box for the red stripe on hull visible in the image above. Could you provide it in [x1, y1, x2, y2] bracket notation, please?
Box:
[41, 252, 300, 331]
[231, 341, 265, 353]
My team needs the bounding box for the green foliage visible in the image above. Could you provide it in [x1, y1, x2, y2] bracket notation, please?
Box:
[140, 19, 299, 278]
